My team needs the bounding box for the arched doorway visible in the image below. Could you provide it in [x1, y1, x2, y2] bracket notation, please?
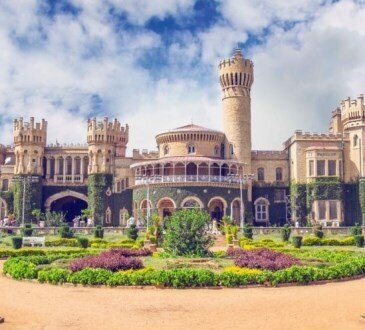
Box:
[157, 198, 175, 219]
[208, 197, 227, 224]
[50, 196, 88, 222]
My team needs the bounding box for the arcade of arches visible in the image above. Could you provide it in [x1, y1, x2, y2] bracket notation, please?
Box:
[135, 196, 244, 224]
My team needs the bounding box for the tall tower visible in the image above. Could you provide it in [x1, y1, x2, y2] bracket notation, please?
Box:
[87, 117, 129, 174]
[219, 49, 254, 172]
[13, 117, 47, 175]
[13, 117, 46, 223]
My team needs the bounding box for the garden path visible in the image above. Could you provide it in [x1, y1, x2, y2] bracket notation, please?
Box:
[0, 261, 364, 330]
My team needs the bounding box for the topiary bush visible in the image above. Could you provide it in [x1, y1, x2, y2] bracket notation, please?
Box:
[21, 224, 33, 237]
[292, 236, 302, 248]
[11, 237, 23, 249]
[313, 225, 324, 239]
[281, 224, 291, 242]
[58, 225, 74, 239]
[354, 235, 364, 248]
[243, 225, 253, 239]
[77, 237, 89, 249]
[126, 224, 139, 241]
[350, 224, 362, 236]
[94, 225, 104, 239]
[163, 209, 214, 256]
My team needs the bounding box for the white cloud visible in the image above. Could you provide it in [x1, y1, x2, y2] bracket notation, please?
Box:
[1, 0, 365, 157]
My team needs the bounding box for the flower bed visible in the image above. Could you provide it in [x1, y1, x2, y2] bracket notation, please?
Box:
[3, 248, 365, 288]
[230, 248, 300, 271]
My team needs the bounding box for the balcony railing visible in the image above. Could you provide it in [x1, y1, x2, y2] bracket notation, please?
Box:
[53, 174, 85, 184]
[134, 175, 250, 185]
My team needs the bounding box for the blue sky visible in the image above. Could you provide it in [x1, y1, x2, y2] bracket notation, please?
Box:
[1, 0, 365, 153]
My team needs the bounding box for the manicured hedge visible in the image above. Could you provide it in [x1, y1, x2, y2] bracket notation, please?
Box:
[4, 250, 365, 288]
[302, 236, 355, 246]
[0, 248, 98, 258]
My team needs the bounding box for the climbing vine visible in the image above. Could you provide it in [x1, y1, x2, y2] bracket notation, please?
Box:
[13, 175, 42, 223]
[290, 182, 307, 222]
[359, 178, 365, 224]
[87, 174, 113, 225]
[306, 177, 343, 210]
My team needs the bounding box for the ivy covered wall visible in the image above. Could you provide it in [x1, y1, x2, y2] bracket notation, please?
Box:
[13, 175, 42, 223]
[132, 185, 248, 218]
[0, 191, 14, 214]
[87, 174, 113, 225]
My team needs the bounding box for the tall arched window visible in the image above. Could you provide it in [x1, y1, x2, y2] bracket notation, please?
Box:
[229, 144, 234, 156]
[275, 167, 283, 181]
[2, 179, 9, 191]
[214, 145, 220, 156]
[254, 198, 269, 222]
[257, 167, 265, 181]
[163, 145, 169, 155]
[0, 198, 7, 220]
[353, 134, 359, 147]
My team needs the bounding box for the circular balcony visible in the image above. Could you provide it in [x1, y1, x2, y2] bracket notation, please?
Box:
[131, 156, 253, 187]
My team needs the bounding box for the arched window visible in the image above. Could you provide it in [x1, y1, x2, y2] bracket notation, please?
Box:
[258, 168, 265, 181]
[2, 179, 9, 191]
[254, 198, 269, 222]
[229, 144, 234, 156]
[0, 198, 7, 219]
[214, 145, 220, 156]
[188, 145, 196, 154]
[275, 167, 283, 181]
[163, 145, 169, 155]
[182, 199, 199, 208]
[353, 134, 359, 147]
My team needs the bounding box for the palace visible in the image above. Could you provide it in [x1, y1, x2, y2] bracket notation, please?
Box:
[0, 48, 364, 227]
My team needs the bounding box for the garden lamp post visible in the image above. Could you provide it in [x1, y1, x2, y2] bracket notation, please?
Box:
[12, 176, 39, 227]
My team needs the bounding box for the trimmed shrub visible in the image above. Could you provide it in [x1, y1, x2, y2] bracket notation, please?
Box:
[292, 236, 302, 248]
[126, 224, 139, 241]
[243, 225, 253, 239]
[94, 225, 104, 239]
[350, 224, 362, 236]
[77, 237, 89, 249]
[302, 236, 322, 246]
[38, 268, 71, 284]
[281, 224, 291, 242]
[226, 234, 233, 245]
[58, 225, 74, 239]
[46, 238, 79, 247]
[354, 235, 364, 248]
[11, 237, 23, 249]
[21, 224, 33, 237]
[163, 209, 214, 257]
[313, 225, 324, 239]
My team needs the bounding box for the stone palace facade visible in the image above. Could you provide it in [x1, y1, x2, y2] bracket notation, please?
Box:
[0, 49, 364, 227]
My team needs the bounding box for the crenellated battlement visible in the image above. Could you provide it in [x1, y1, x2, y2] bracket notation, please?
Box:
[219, 48, 254, 91]
[283, 130, 345, 149]
[87, 117, 129, 145]
[340, 94, 365, 120]
[13, 117, 47, 146]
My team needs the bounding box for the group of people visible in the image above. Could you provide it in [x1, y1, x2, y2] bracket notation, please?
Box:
[0, 217, 17, 227]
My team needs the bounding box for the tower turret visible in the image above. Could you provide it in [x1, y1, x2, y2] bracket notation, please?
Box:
[87, 117, 128, 174]
[219, 48, 254, 172]
[13, 117, 47, 175]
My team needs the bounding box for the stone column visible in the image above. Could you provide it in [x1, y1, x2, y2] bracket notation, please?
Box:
[63, 157, 67, 183]
[46, 157, 51, 179]
[72, 156, 76, 183]
[80, 156, 84, 182]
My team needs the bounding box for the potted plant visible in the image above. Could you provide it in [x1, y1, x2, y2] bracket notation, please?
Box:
[32, 209, 45, 228]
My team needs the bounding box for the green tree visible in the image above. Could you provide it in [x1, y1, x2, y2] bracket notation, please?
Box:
[163, 209, 214, 256]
